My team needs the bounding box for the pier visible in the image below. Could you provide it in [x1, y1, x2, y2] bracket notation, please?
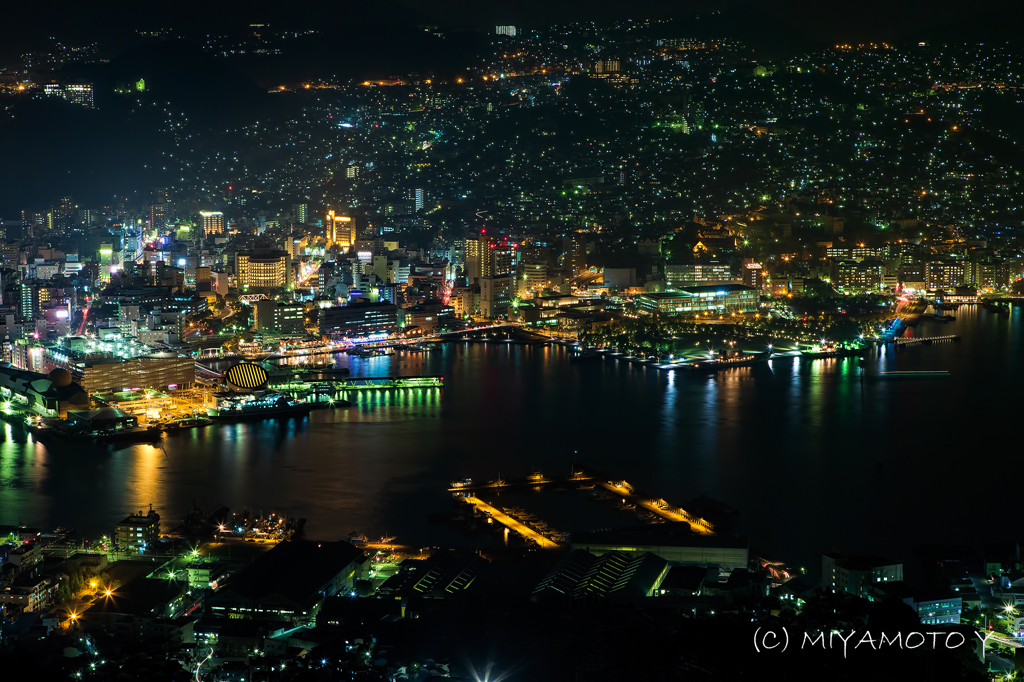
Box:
[893, 335, 960, 346]
[461, 496, 562, 548]
[597, 482, 714, 534]
[449, 467, 716, 539]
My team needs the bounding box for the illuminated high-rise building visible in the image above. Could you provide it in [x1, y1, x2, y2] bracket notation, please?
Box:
[99, 243, 114, 266]
[291, 203, 308, 224]
[492, 241, 516, 276]
[465, 235, 483, 283]
[326, 210, 356, 251]
[495, 26, 517, 37]
[410, 188, 427, 212]
[200, 211, 225, 237]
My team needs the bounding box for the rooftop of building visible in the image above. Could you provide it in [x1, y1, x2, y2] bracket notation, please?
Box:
[533, 549, 668, 602]
[640, 284, 757, 298]
[211, 539, 363, 606]
[115, 510, 160, 527]
[0, 364, 88, 402]
[571, 523, 748, 549]
[661, 565, 708, 591]
[81, 577, 184, 617]
[378, 549, 487, 598]
[825, 553, 901, 570]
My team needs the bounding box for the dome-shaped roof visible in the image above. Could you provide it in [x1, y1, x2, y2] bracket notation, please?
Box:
[225, 362, 268, 390]
[48, 368, 74, 387]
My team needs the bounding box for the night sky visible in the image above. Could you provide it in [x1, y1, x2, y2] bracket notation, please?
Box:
[4, 0, 1024, 57]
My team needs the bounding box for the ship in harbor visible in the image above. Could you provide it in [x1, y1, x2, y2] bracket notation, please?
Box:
[208, 392, 314, 421]
[684, 349, 768, 370]
[208, 361, 315, 421]
[799, 341, 867, 359]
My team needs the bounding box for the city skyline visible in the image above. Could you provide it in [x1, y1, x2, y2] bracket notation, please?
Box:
[0, 8, 1022, 681]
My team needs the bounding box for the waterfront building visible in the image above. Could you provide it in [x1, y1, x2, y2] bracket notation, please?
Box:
[480, 274, 514, 318]
[832, 259, 883, 292]
[115, 508, 161, 554]
[822, 553, 903, 597]
[0, 365, 88, 417]
[571, 525, 749, 574]
[206, 539, 366, 624]
[45, 350, 195, 394]
[398, 302, 454, 333]
[91, 388, 173, 420]
[636, 285, 758, 316]
[254, 301, 306, 334]
[377, 549, 487, 599]
[67, 407, 140, 434]
[319, 301, 397, 339]
[926, 261, 966, 290]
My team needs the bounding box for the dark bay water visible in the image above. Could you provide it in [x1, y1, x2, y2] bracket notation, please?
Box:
[0, 303, 1019, 574]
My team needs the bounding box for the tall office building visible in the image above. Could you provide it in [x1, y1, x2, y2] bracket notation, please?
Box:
[477, 233, 495, 278]
[200, 211, 225, 237]
[291, 203, 308, 224]
[327, 210, 356, 250]
[409, 188, 427, 213]
[480, 274, 514, 319]
[20, 282, 39, 320]
[464, 235, 483, 283]
[517, 262, 547, 298]
[492, 241, 516, 276]
[495, 25, 517, 37]
[563, 234, 587, 276]
[741, 261, 764, 290]
[151, 188, 171, 230]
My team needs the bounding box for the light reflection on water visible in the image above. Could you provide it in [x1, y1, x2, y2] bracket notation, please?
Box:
[0, 310, 1021, 574]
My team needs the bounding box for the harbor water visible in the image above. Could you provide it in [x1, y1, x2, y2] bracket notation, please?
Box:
[0, 303, 1019, 576]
